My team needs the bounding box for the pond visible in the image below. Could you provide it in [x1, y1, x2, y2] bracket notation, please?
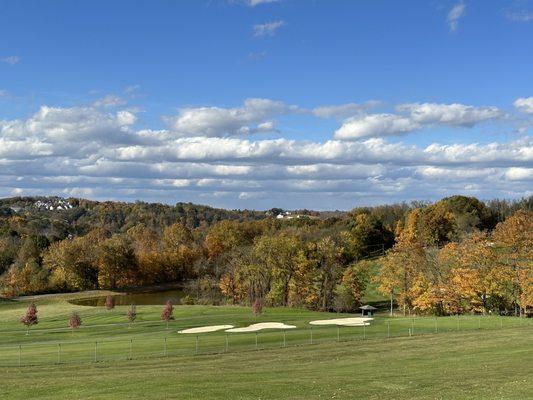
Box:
[69, 289, 185, 307]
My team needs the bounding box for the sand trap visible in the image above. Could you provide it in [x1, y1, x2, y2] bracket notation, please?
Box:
[309, 317, 373, 327]
[225, 322, 296, 333]
[178, 325, 234, 334]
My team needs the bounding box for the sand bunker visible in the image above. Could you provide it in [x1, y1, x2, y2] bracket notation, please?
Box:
[178, 325, 234, 334]
[309, 317, 373, 327]
[225, 322, 296, 333]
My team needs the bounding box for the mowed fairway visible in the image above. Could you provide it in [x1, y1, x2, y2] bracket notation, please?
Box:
[1, 328, 532, 400]
[0, 295, 532, 399]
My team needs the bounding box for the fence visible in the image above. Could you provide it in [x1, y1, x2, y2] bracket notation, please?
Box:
[0, 315, 530, 367]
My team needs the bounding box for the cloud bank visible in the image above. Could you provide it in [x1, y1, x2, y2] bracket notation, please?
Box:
[0, 97, 531, 209]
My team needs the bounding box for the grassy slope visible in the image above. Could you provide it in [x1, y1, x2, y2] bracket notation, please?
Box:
[1, 328, 532, 400]
[1, 293, 532, 399]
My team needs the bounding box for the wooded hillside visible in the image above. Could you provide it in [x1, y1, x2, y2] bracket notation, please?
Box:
[1, 195, 531, 316]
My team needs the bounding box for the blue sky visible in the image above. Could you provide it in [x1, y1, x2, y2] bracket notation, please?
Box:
[0, 0, 532, 210]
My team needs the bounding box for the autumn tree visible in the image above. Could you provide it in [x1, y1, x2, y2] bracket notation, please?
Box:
[254, 233, 301, 306]
[20, 302, 38, 334]
[161, 300, 174, 328]
[127, 225, 165, 285]
[44, 229, 105, 291]
[334, 260, 371, 312]
[377, 209, 427, 315]
[492, 210, 533, 316]
[97, 234, 137, 289]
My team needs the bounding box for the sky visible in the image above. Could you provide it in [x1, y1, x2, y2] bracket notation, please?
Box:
[0, 0, 532, 210]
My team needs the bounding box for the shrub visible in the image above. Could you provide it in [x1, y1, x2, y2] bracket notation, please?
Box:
[68, 312, 82, 332]
[105, 295, 115, 310]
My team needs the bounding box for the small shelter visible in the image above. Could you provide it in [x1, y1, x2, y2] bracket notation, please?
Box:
[359, 305, 377, 316]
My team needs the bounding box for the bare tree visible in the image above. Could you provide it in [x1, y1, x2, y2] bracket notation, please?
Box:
[252, 298, 263, 317]
[127, 303, 137, 327]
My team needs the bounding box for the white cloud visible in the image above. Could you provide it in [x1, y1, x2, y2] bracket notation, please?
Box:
[93, 94, 127, 108]
[334, 102, 502, 140]
[253, 20, 285, 37]
[0, 56, 20, 65]
[1, 98, 531, 208]
[506, 11, 533, 22]
[168, 98, 287, 137]
[312, 102, 379, 119]
[334, 114, 418, 140]
[247, 0, 280, 6]
[447, 3, 466, 32]
[505, 167, 533, 181]
[0, 105, 140, 149]
[397, 103, 502, 126]
[514, 97, 533, 114]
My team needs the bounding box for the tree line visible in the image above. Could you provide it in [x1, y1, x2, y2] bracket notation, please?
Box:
[1, 195, 531, 316]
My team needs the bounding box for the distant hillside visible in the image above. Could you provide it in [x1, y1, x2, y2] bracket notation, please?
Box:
[0, 196, 269, 239]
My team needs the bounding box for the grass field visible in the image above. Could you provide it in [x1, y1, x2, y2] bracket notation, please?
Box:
[0, 293, 532, 399]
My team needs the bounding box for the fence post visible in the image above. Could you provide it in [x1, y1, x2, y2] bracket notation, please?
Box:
[94, 341, 98, 363]
[164, 337, 167, 357]
[57, 343, 61, 364]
